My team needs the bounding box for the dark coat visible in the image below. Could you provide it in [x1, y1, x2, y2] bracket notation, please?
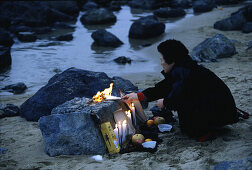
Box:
[142, 59, 238, 137]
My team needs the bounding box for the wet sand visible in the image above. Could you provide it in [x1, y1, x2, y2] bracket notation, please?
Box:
[1, 5, 252, 170]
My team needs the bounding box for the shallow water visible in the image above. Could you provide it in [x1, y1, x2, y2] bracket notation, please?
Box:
[0, 6, 194, 103]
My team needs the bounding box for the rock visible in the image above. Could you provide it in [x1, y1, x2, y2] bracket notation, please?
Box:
[114, 56, 132, 64]
[242, 22, 252, 33]
[91, 29, 123, 47]
[170, 0, 192, 8]
[9, 25, 33, 34]
[192, 0, 216, 13]
[247, 40, 252, 50]
[32, 27, 52, 34]
[20, 68, 138, 121]
[80, 8, 116, 25]
[213, 157, 252, 170]
[190, 34, 237, 62]
[153, 7, 186, 18]
[55, 34, 73, 41]
[39, 97, 121, 156]
[0, 2, 74, 28]
[81, 1, 99, 11]
[109, 2, 122, 11]
[215, 0, 243, 5]
[0, 45, 11, 71]
[129, 15, 165, 39]
[214, 10, 247, 31]
[129, 0, 163, 10]
[112, 76, 138, 93]
[0, 103, 20, 119]
[53, 22, 75, 29]
[17, 32, 37, 42]
[2, 82, 27, 94]
[0, 28, 14, 47]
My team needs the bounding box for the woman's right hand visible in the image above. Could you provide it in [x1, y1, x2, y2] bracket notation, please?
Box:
[121, 93, 138, 103]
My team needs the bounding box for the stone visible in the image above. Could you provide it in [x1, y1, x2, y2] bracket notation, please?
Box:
[17, 32, 37, 42]
[192, 0, 216, 13]
[20, 68, 138, 121]
[2, 82, 27, 94]
[39, 97, 120, 156]
[0, 103, 20, 119]
[80, 8, 116, 25]
[213, 157, 252, 170]
[129, 15, 165, 39]
[247, 40, 252, 50]
[190, 34, 237, 62]
[81, 1, 99, 11]
[129, 0, 163, 10]
[114, 56, 132, 64]
[0, 45, 11, 71]
[55, 34, 73, 41]
[242, 22, 252, 33]
[153, 7, 186, 18]
[91, 29, 123, 47]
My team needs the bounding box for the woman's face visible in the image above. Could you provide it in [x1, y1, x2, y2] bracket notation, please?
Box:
[160, 55, 174, 73]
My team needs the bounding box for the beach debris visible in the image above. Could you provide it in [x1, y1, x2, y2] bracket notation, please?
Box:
[142, 141, 156, 149]
[90, 155, 103, 162]
[158, 124, 173, 132]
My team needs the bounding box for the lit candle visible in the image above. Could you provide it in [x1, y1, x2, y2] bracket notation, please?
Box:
[114, 124, 119, 143]
[122, 120, 127, 143]
[131, 103, 136, 126]
[125, 110, 132, 124]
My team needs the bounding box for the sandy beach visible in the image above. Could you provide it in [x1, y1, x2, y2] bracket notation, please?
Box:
[1, 4, 252, 170]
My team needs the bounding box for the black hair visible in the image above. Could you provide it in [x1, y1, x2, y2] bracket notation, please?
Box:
[157, 39, 190, 64]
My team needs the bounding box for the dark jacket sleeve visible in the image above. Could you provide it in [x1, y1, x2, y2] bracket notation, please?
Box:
[142, 78, 173, 102]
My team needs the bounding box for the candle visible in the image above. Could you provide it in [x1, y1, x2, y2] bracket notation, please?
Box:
[114, 124, 119, 143]
[131, 103, 136, 126]
[118, 121, 122, 145]
[125, 110, 132, 124]
[122, 120, 127, 143]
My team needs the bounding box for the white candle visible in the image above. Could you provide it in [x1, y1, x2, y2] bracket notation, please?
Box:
[131, 103, 136, 126]
[118, 121, 122, 145]
[114, 124, 119, 143]
[122, 120, 127, 143]
[125, 110, 132, 124]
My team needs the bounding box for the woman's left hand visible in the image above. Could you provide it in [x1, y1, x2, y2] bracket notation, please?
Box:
[157, 99, 164, 109]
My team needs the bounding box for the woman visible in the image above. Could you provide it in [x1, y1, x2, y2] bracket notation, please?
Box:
[122, 39, 238, 139]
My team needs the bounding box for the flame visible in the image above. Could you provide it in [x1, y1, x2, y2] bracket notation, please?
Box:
[125, 110, 131, 116]
[93, 83, 113, 102]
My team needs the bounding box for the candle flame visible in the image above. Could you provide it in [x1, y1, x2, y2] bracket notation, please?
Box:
[123, 120, 127, 124]
[93, 83, 113, 102]
[125, 110, 131, 116]
[115, 124, 118, 129]
[132, 103, 134, 107]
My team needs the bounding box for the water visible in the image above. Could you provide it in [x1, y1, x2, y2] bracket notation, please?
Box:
[0, 6, 194, 102]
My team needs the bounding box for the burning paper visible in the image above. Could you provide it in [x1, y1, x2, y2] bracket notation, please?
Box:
[93, 83, 114, 102]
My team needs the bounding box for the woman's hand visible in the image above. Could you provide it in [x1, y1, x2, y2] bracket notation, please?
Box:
[157, 99, 164, 109]
[121, 93, 138, 103]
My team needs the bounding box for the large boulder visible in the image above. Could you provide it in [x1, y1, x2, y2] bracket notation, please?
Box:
[129, 15, 165, 39]
[192, 0, 216, 13]
[0, 45, 11, 71]
[20, 68, 138, 121]
[0, 103, 20, 119]
[153, 7, 186, 18]
[91, 29, 123, 47]
[190, 34, 237, 62]
[129, 0, 163, 10]
[80, 8, 116, 25]
[0, 2, 74, 28]
[39, 97, 120, 156]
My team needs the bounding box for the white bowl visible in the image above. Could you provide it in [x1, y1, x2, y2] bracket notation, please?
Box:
[158, 124, 172, 132]
[142, 141, 157, 149]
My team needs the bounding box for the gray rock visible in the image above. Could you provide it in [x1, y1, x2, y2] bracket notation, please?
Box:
[81, 1, 99, 11]
[129, 15, 165, 39]
[2, 82, 27, 94]
[0, 45, 11, 71]
[17, 32, 37, 42]
[213, 157, 252, 170]
[113, 56, 132, 64]
[91, 29, 123, 47]
[190, 34, 237, 62]
[153, 7, 186, 18]
[192, 0, 216, 13]
[80, 8, 116, 25]
[129, 0, 163, 10]
[39, 97, 120, 156]
[20, 68, 138, 121]
[0, 103, 20, 119]
[242, 22, 252, 33]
